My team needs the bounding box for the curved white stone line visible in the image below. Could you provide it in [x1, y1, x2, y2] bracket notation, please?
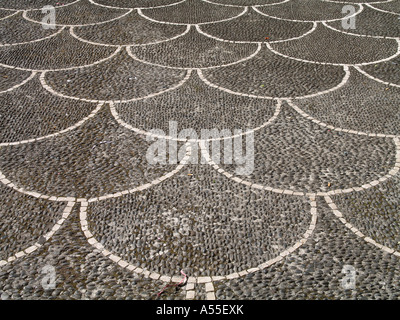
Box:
[200, 0, 246, 7]
[267, 36, 400, 66]
[89, 0, 187, 10]
[287, 99, 397, 138]
[0, 7, 18, 11]
[70, 24, 191, 47]
[27, 0, 82, 11]
[252, 4, 363, 23]
[40, 68, 192, 104]
[254, 0, 290, 7]
[0, 168, 78, 202]
[365, 2, 400, 14]
[22, 8, 132, 27]
[0, 202, 75, 268]
[137, 6, 248, 26]
[0, 10, 20, 20]
[270, 22, 318, 43]
[126, 40, 261, 70]
[322, 21, 399, 40]
[196, 18, 315, 44]
[196, 25, 260, 44]
[200, 132, 400, 198]
[322, 0, 394, 4]
[354, 66, 400, 88]
[0, 103, 104, 147]
[112, 91, 281, 142]
[0, 71, 36, 94]
[0, 46, 122, 72]
[198, 61, 350, 100]
[200, 0, 291, 7]
[0, 26, 65, 47]
[79, 191, 318, 283]
[325, 195, 400, 257]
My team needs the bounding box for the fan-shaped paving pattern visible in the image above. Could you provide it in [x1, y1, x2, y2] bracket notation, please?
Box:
[129, 26, 259, 69]
[44, 49, 188, 101]
[208, 0, 285, 5]
[217, 201, 400, 300]
[0, 75, 97, 143]
[270, 23, 399, 65]
[200, 7, 314, 42]
[217, 103, 396, 194]
[92, 0, 184, 9]
[0, 12, 63, 45]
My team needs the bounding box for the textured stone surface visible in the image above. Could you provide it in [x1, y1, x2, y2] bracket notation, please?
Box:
[0, 0, 399, 301]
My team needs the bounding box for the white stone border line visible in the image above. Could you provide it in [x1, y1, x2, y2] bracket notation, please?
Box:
[366, 2, 400, 15]
[287, 99, 397, 138]
[322, 20, 399, 40]
[79, 182, 318, 288]
[0, 103, 104, 147]
[41, 67, 192, 104]
[325, 195, 400, 257]
[70, 24, 191, 47]
[0, 136, 192, 204]
[86, 142, 193, 202]
[0, 26, 65, 47]
[200, 127, 400, 198]
[137, 5, 248, 26]
[26, 0, 82, 11]
[112, 86, 281, 142]
[22, 7, 133, 28]
[266, 32, 400, 66]
[0, 44, 122, 72]
[196, 21, 318, 44]
[201, 0, 290, 8]
[0, 202, 75, 268]
[252, 3, 363, 23]
[322, 0, 395, 4]
[354, 65, 400, 88]
[126, 37, 262, 70]
[0, 11, 20, 20]
[198, 58, 350, 100]
[88, 0, 187, 10]
[0, 71, 36, 94]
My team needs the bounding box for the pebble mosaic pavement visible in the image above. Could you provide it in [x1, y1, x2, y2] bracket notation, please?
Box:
[0, 0, 400, 300]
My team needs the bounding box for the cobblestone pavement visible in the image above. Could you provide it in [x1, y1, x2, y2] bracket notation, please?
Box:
[0, 0, 400, 300]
